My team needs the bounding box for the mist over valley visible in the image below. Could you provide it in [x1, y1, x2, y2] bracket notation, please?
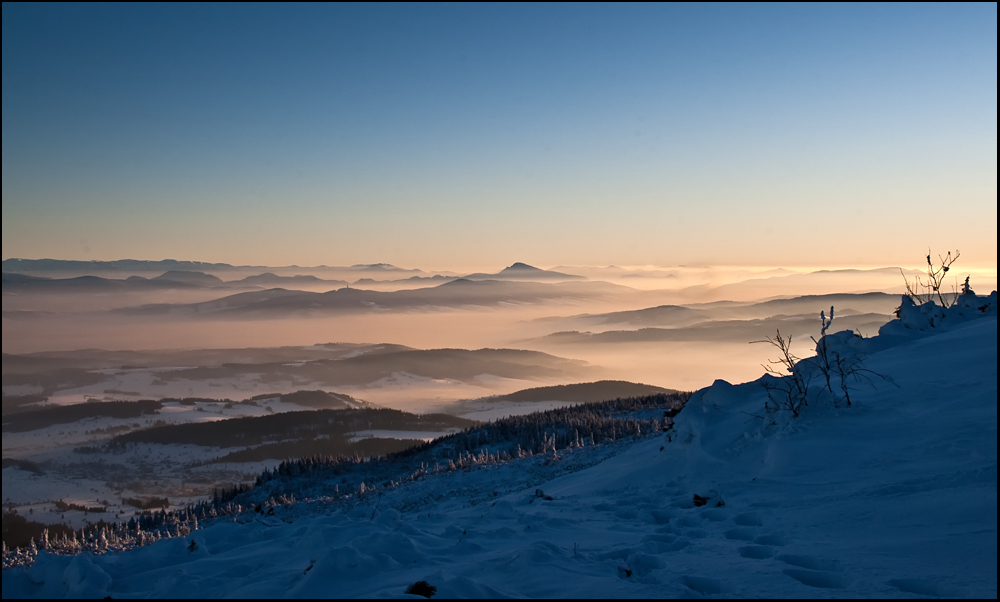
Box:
[7, 257, 989, 535]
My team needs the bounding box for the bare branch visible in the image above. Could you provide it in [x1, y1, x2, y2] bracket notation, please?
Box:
[754, 329, 809, 417]
[902, 248, 962, 308]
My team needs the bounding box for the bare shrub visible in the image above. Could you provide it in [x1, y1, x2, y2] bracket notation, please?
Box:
[752, 330, 811, 417]
[756, 308, 894, 418]
[901, 249, 961, 308]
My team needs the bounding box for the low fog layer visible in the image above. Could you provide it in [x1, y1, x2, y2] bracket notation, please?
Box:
[5, 261, 995, 394]
[3, 258, 996, 548]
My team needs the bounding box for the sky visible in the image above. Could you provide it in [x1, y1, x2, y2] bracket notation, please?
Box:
[2, 3, 996, 271]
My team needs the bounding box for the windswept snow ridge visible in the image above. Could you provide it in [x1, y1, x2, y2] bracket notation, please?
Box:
[3, 295, 996, 598]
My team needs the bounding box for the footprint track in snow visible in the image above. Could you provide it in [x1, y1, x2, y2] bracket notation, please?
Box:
[721, 512, 846, 592]
[776, 554, 847, 590]
[731, 512, 763, 527]
[737, 545, 773, 559]
[722, 512, 766, 542]
[776, 554, 842, 573]
[698, 508, 729, 522]
[724, 519, 847, 591]
[721, 511, 789, 565]
[752, 534, 786, 546]
[678, 575, 729, 596]
[887, 578, 962, 598]
[783, 568, 848, 590]
[723, 527, 757, 541]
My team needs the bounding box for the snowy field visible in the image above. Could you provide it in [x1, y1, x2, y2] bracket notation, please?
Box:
[3, 396, 349, 528]
[2, 379, 588, 528]
[3, 297, 995, 598]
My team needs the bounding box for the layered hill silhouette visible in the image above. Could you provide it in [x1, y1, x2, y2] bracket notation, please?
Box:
[1, 343, 409, 375]
[159, 347, 591, 388]
[673, 267, 924, 301]
[2, 346, 593, 401]
[350, 263, 581, 286]
[460, 262, 584, 281]
[4, 262, 603, 314]
[2, 272, 219, 294]
[2, 260, 436, 288]
[488, 380, 675, 403]
[1, 258, 238, 274]
[348, 263, 421, 273]
[112, 278, 629, 317]
[235, 273, 348, 288]
[534, 292, 899, 334]
[2, 270, 351, 295]
[2, 259, 418, 275]
[541, 312, 893, 345]
[353, 275, 457, 286]
[149, 270, 224, 286]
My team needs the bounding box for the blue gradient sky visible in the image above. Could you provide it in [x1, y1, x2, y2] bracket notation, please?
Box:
[3, 3, 996, 269]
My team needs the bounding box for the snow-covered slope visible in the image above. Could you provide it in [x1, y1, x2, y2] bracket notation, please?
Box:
[4, 300, 996, 598]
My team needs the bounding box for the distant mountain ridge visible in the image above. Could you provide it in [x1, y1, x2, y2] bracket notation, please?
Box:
[349, 263, 419, 272]
[112, 278, 629, 316]
[353, 275, 457, 285]
[2, 258, 238, 273]
[534, 292, 901, 334]
[2, 272, 217, 294]
[2, 259, 590, 287]
[3, 270, 352, 294]
[461, 262, 584, 281]
[1, 259, 423, 278]
[236, 273, 348, 288]
[150, 270, 224, 286]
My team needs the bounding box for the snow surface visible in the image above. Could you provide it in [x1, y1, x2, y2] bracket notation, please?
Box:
[3, 305, 996, 598]
[1, 398, 322, 528]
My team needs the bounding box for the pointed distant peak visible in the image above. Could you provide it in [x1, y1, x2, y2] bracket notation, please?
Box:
[503, 262, 542, 272]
